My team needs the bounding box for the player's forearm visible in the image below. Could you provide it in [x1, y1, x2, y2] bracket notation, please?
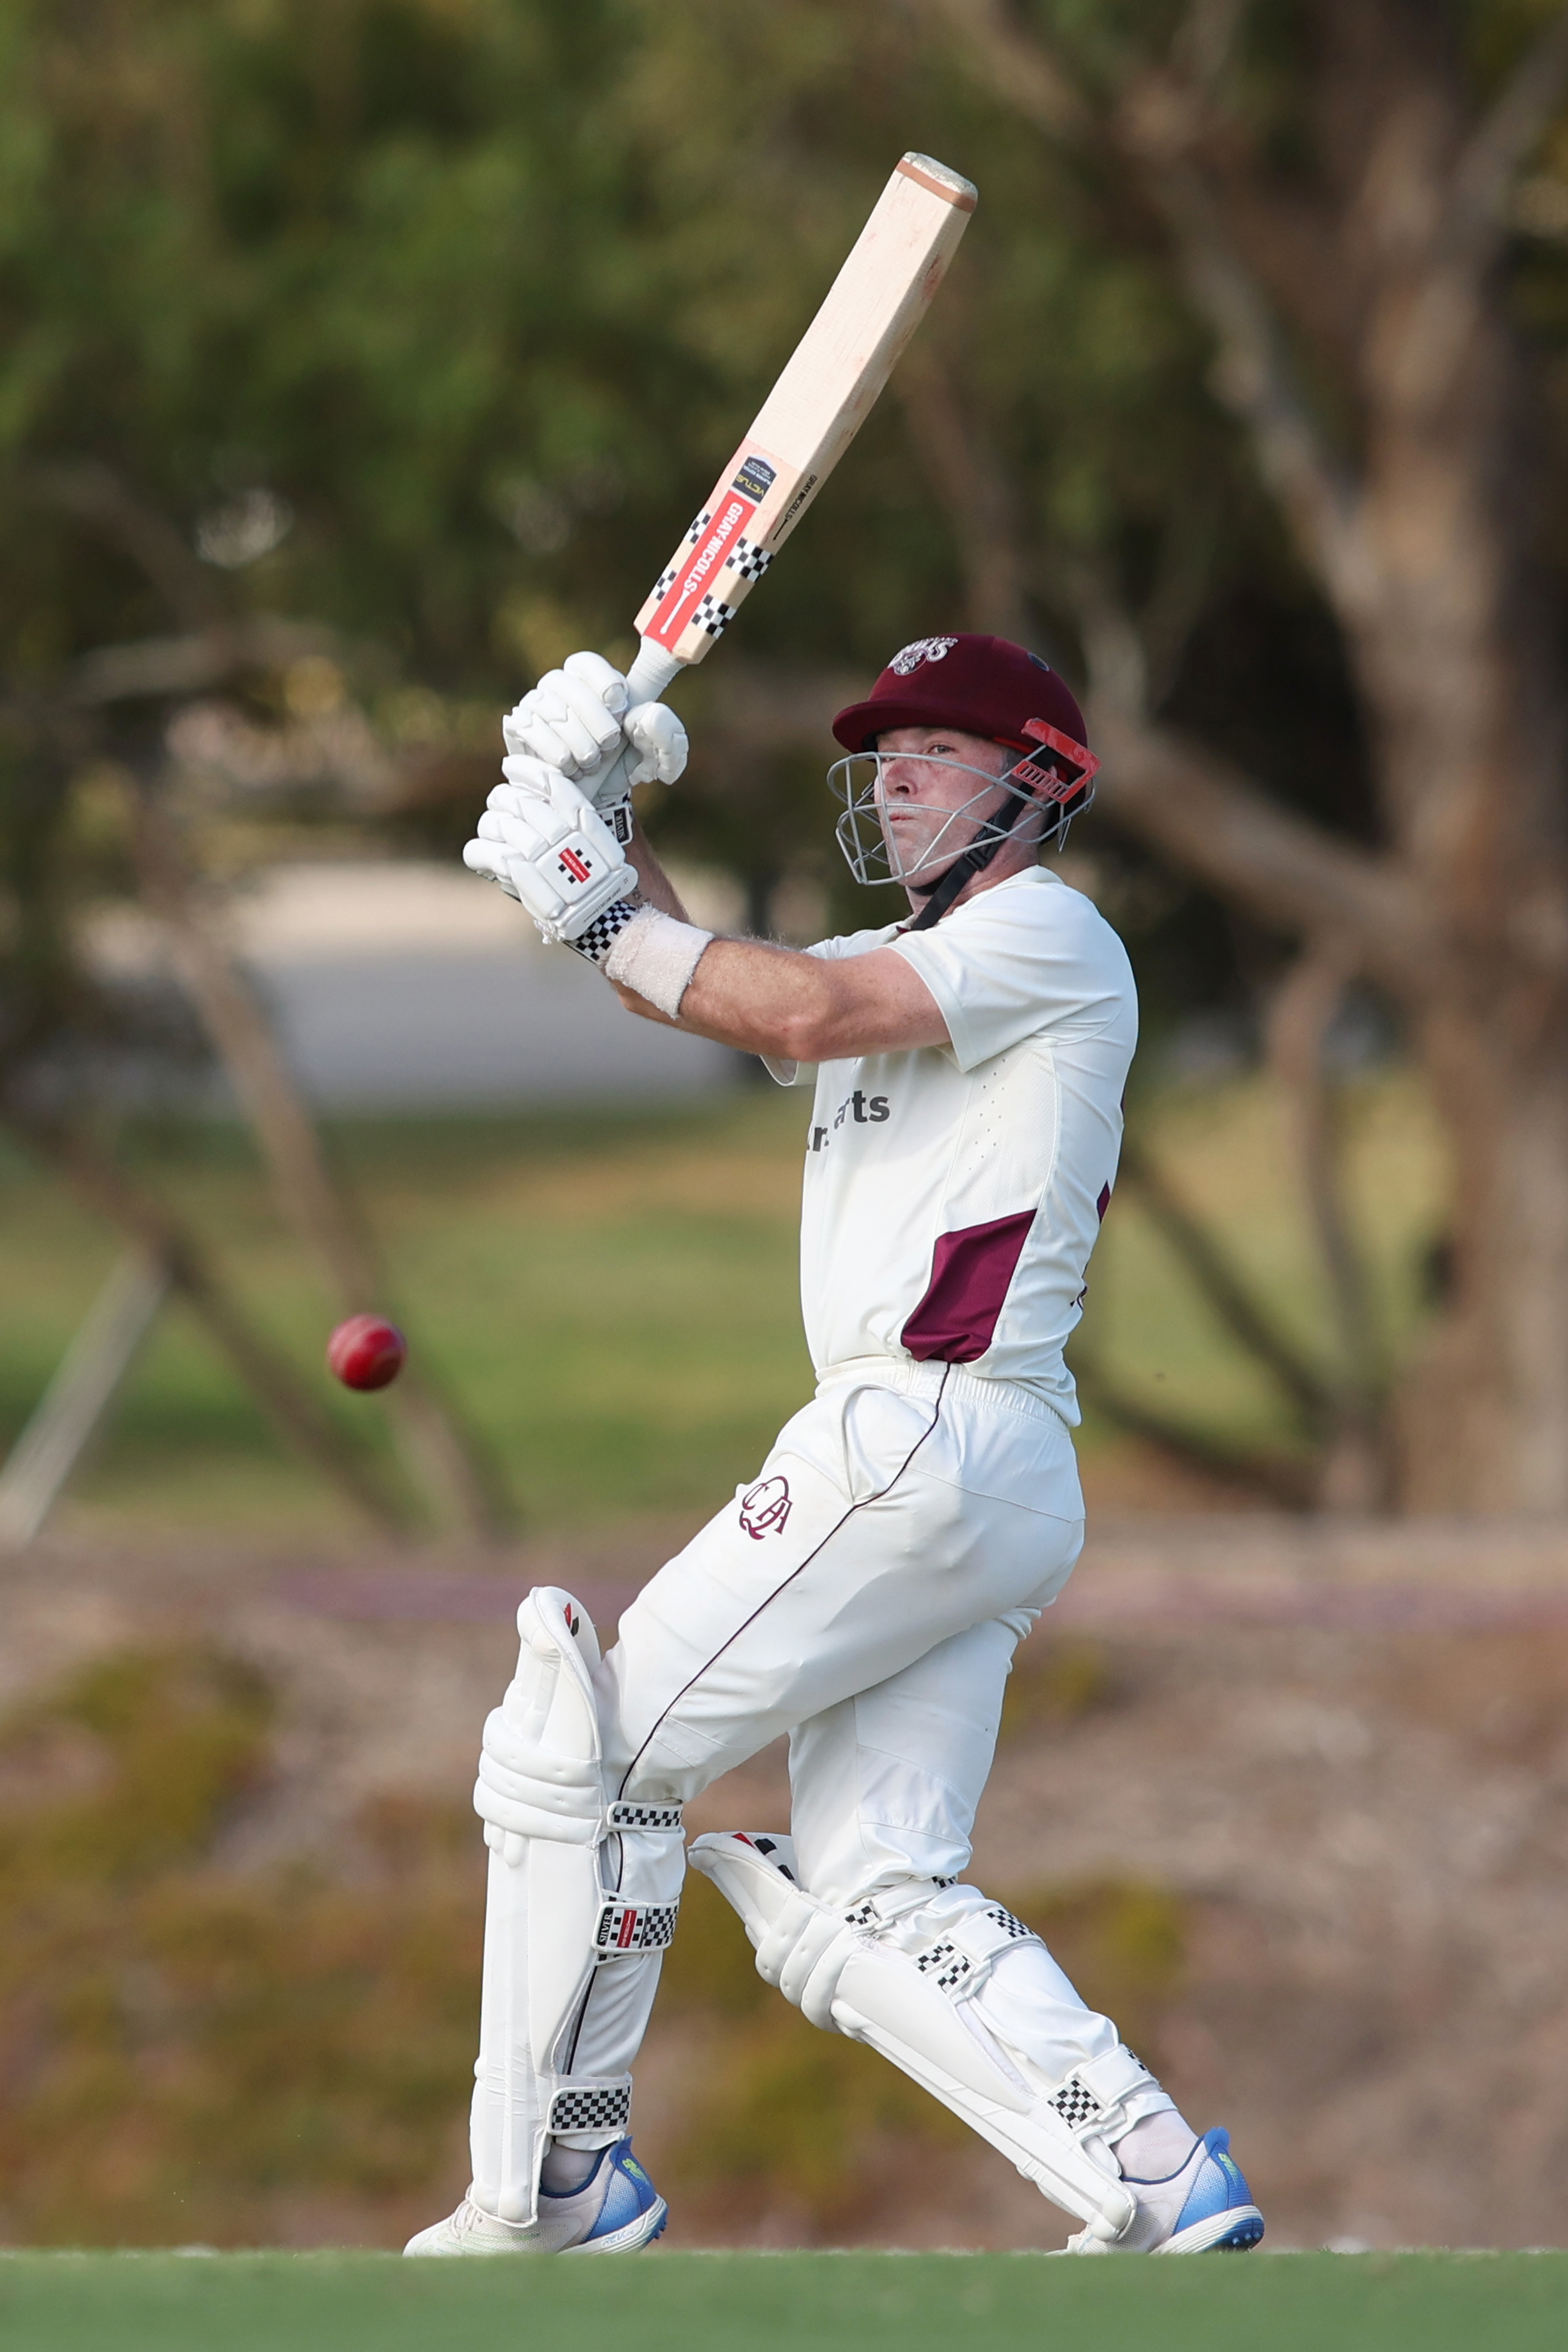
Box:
[610, 938, 811, 1048]
[664, 938, 823, 1056]
[625, 821, 690, 920]
[635, 938, 944, 1060]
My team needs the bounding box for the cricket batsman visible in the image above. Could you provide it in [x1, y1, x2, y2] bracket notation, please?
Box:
[406, 631, 1264, 2258]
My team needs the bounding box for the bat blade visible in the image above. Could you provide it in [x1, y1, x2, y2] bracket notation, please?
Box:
[625, 153, 976, 700]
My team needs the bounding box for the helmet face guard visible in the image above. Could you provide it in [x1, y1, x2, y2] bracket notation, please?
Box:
[831, 720, 1100, 890]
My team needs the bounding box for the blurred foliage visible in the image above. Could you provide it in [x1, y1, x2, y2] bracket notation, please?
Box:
[1, 0, 1558, 1507]
[16, 0, 1544, 1073]
[0, 1646, 481, 2247]
[0, 0, 1220, 667]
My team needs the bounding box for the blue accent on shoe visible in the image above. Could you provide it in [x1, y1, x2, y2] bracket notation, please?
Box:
[579, 2139, 665, 2245]
[1171, 2129, 1265, 2249]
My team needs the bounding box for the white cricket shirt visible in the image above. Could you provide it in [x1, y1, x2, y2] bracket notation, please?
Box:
[779, 866, 1137, 1423]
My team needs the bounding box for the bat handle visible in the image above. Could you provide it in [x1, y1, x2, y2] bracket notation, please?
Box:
[581, 639, 684, 817]
[623, 636, 683, 705]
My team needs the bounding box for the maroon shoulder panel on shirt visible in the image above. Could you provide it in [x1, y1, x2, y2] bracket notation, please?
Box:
[901, 1209, 1037, 1364]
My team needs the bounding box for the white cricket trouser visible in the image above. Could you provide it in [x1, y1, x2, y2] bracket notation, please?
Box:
[554, 1356, 1151, 2120]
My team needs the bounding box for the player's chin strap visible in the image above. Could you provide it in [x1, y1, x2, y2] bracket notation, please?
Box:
[905, 762, 1036, 931]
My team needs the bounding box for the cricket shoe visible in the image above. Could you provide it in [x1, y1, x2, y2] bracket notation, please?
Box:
[1067, 2129, 1264, 2256]
[1053, 2126, 1260, 2249]
[403, 2139, 666, 2257]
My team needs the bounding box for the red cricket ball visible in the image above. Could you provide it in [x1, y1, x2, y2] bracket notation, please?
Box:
[327, 1314, 407, 1392]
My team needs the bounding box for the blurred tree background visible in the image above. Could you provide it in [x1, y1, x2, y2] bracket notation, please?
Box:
[7, 2, 1568, 2261]
[4, 0, 1568, 1517]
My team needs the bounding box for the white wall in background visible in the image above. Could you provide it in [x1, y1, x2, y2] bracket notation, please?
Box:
[85, 861, 747, 1109]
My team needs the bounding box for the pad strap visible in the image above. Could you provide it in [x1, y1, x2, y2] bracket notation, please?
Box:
[607, 1800, 684, 1832]
[593, 1897, 680, 1959]
[909, 1902, 1042, 1996]
[1045, 2045, 1160, 2140]
[547, 2076, 633, 2135]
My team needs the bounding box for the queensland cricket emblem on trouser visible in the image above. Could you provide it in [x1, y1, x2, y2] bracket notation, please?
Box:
[739, 1474, 792, 1539]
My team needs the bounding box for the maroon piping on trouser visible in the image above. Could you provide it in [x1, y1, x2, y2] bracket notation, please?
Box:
[561, 1368, 953, 2075]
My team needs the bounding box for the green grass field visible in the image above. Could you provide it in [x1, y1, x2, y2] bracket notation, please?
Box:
[0, 1074, 1446, 1537]
[1, 2250, 1563, 2352]
[0, 1095, 814, 1537]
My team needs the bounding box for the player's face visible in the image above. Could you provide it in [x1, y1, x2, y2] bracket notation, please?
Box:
[872, 724, 1019, 876]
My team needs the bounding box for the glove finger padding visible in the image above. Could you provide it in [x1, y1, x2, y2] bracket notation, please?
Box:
[623, 701, 688, 788]
[502, 657, 628, 779]
[561, 650, 632, 712]
[463, 764, 635, 941]
[495, 753, 568, 802]
[462, 836, 521, 899]
[474, 1704, 604, 1843]
[501, 650, 686, 817]
[501, 708, 584, 778]
[529, 697, 615, 777]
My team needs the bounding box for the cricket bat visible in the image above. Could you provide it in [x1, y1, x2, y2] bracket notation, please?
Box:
[617, 152, 976, 711]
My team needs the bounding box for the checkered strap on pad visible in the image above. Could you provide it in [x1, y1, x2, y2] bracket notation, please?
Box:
[1046, 2074, 1105, 2130]
[547, 2077, 632, 2134]
[1046, 2044, 1158, 2137]
[910, 1902, 1044, 1999]
[607, 1800, 684, 1833]
[593, 1897, 680, 1958]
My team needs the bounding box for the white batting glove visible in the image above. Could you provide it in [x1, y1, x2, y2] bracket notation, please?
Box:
[622, 698, 688, 787]
[503, 652, 627, 784]
[502, 651, 688, 843]
[463, 757, 637, 944]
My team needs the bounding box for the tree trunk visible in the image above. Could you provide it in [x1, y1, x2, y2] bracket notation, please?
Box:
[1266, 947, 1389, 1511]
[1397, 992, 1568, 1510]
[922, 0, 1568, 1513]
[1326, 17, 1568, 1507]
[130, 786, 507, 1536]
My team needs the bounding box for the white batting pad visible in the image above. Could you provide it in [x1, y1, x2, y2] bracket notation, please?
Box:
[470, 1589, 683, 2230]
[690, 1831, 1141, 2245]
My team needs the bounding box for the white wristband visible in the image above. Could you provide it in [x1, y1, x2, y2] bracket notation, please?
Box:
[601, 905, 713, 1018]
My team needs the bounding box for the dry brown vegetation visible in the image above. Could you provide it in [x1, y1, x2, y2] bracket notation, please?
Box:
[0, 1640, 1186, 2250]
[0, 1651, 481, 2247]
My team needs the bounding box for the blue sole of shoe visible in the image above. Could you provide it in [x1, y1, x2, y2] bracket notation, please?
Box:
[1156, 2204, 1266, 2256]
[563, 2198, 669, 2256]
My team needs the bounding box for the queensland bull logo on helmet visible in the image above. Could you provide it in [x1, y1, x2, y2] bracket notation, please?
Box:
[739, 1474, 793, 1539]
[889, 635, 958, 676]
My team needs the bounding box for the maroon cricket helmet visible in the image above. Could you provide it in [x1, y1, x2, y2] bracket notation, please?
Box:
[831, 634, 1090, 758]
